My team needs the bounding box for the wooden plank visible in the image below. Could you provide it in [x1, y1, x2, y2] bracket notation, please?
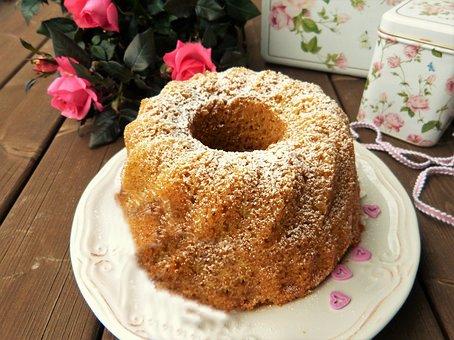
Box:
[376, 281, 444, 339]
[0, 42, 63, 222]
[101, 329, 116, 340]
[331, 74, 454, 337]
[0, 2, 61, 88]
[0, 119, 123, 339]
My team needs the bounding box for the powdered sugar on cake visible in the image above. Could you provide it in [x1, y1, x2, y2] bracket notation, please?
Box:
[117, 67, 362, 311]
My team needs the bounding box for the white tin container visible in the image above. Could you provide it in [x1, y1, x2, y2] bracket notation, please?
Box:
[358, 0, 454, 146]
[261, 0, 404, 77]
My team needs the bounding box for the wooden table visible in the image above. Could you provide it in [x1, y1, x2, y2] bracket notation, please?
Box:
[0, 2, 452, 339]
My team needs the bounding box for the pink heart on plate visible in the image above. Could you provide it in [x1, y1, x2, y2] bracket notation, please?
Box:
[331, 264, 353, 281]
[329, 291, 351, 310]
[362, 204, 381, 218]
[350, 245, 372, 262]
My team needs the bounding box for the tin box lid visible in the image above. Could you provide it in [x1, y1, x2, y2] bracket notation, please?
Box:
[380, 0, 454, 50]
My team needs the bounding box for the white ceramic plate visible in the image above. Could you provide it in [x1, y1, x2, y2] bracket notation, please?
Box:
[71, 143, 420, 340]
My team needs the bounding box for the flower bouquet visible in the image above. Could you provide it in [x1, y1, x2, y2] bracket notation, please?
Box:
[20, 0, 260, 147]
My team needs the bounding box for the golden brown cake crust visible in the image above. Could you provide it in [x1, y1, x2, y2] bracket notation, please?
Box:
[118, 67, 362, 311]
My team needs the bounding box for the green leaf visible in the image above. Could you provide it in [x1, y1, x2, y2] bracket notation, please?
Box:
[152, 15, 175, 35]
[397, 91, 408, 97]
[44, 23, 91, 67]
[92, 35, 101, 45]
[72, 63, 91, 78]
[124, 28, 156, 72]
[400, 106, 415, 117]
[96, 61, 133, 83]
[25, 78, 38, 92]
[134, 76, 153, 90]
[71, 63, 104, 86]
[421, 120, 438, 133]
[37, 18, 77, 38]
[225, 0, 260, 22]
[21, 0, 41, 23]
[318, 8, 329, 20]
[292, 15, 304, 33]
[90, 40, 116, 61]
[119, 109, 137, 129]
[101, 40, 116, 60]
[148, 0, 165, 15]
[89, 110, 121, 148]
[202, 22, 229, 47]
[431, 49, 442, 58]
[323, 0, 330, 3]
[90, 45, 106, 60]
[196, 0, 225, 21]
[219, 50, 248, 69]
[20, 39, 39, 53]
[301, 36, 321, 54]
[164, 0, 197, 18]
[202, 27, 218, 46]
[301, 40, 309, 52]
[302, 18, 321, 33]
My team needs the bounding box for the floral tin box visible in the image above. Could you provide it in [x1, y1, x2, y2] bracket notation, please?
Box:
[358, 0, 454, 146]
[261, 0, 403, 77]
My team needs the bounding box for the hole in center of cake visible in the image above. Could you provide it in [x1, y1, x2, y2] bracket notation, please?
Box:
[190, 98, 286, 152]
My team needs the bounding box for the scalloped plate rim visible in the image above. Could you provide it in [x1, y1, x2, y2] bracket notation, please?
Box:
[70, 142, 420, 340]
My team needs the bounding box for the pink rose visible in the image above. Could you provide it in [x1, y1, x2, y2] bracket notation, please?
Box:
[335, 53, 347, 69]
[336, 13, 350, 24]
[387, 55, 401, 68]
[64, 0, 119, 32]
[55, 56, 78, 76]
[372, 61, 383, 76]
[423, 4, 442, 15]
[384, 113, 404, 132]
[446, 77, 454, 96]
[282, 0, 315, 17]
[269, 2, 294, 30]
[352, 1, 365, 11]
[373, 115, 384, 126]
[163, 40, 216, 81]
[407, 95, 429, 112]
[419, 140, 435, 147]
[407, 134, 423, 144]
[385, 36, 397, 44]
[47, 76, 103, 120]
[386, 0, 402, 5]
[32, 57, 58, 74]
[404, 45, 420, 59]
[357, 109, 366, 121]
[426, 74, 436, 85]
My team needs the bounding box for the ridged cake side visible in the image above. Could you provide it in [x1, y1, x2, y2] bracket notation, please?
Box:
[118, 67, 362, 311]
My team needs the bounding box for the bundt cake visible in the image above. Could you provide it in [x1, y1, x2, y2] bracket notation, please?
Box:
[118, 67, 362, 311]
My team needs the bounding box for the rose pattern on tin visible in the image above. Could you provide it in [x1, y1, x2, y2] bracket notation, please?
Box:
[268, 0, 403, 71]
[406, 0, 454, 19]
[359, 32, 454, 147]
